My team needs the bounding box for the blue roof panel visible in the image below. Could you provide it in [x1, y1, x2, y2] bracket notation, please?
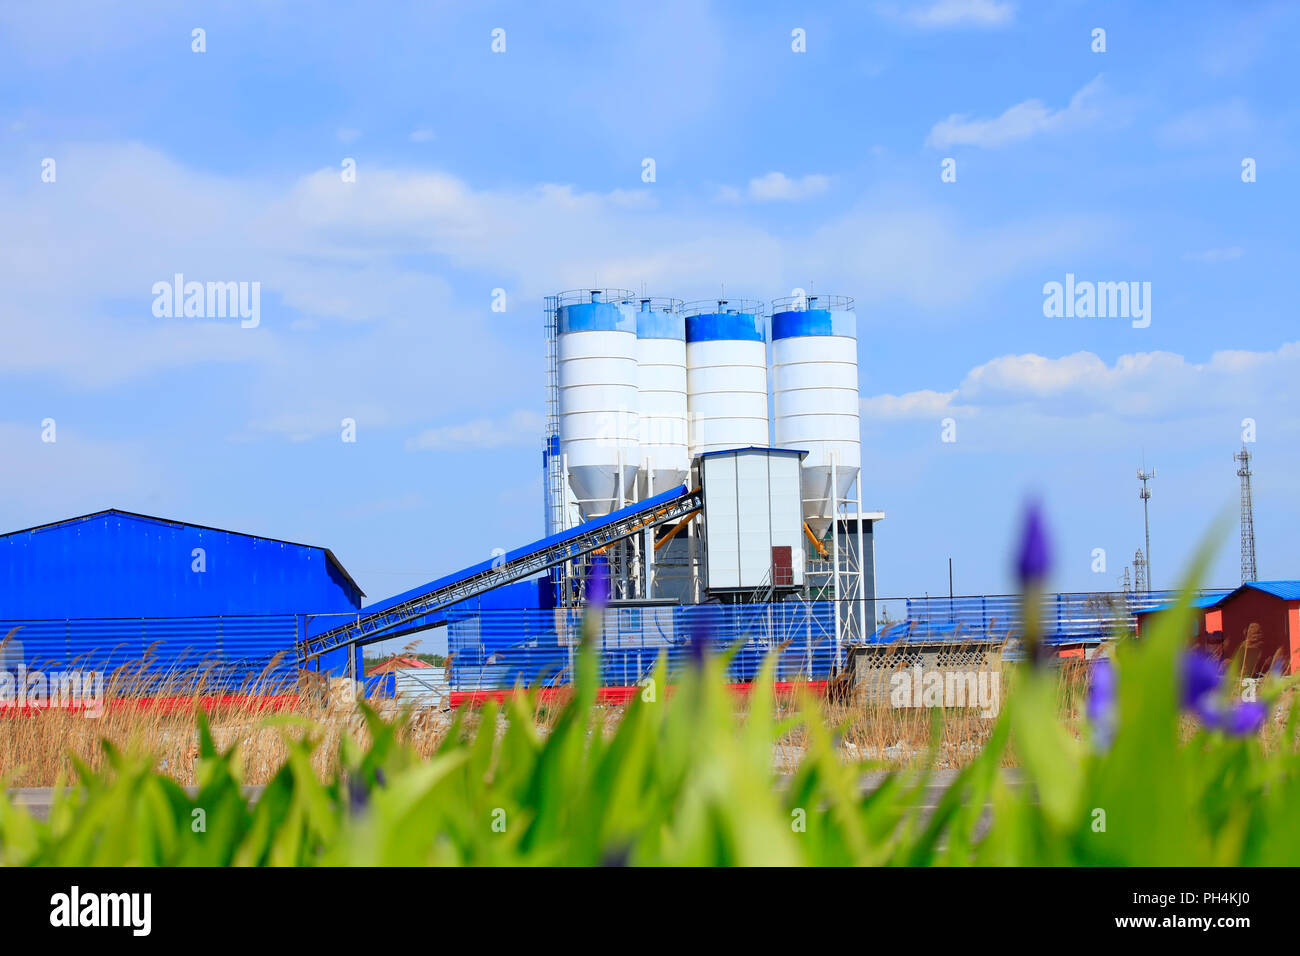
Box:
[1245, 580, 1300, 600]
[0, 509, 363, 619]
[1134, 593, 1229, 615]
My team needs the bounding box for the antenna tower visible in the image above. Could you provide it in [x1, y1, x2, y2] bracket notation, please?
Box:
[1234, 445, 1257, 583]
[1137, 466, 1155, 591]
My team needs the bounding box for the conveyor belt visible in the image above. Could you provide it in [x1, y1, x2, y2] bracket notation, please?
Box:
[297, 484, 701, 663]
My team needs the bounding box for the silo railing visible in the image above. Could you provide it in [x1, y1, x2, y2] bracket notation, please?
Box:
[770, 293, 855, 313]
[680, 298, 766, 318]
[552, 288, 636, 308]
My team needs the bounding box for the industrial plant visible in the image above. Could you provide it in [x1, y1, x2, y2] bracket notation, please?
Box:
[302, 289, 882, 696]
[2, 290, 1295, 701]
[1, 290, 881, 699]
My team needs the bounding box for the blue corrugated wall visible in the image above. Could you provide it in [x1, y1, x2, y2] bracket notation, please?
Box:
[0, 615, 303, 689]
[0, 510, 364, 688]
[447, 601, 839, 690]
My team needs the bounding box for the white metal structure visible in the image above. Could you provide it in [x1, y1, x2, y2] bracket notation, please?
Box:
[392, 666, 450, 708]
[557, 290, 640, 518]
[626, 297, 689, 497]
[699, 448, 804, 591]
[683, 300, 769, 457]
[770, 294, 860, 537]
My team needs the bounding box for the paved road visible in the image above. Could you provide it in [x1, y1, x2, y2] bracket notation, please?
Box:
[8, 770, 1018, 823]
[6, 786, 265, 822]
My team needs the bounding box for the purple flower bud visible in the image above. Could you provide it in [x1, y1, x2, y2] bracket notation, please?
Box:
[687, 612, 710, 667]
[1015, 500, 1051, 586]
[1086, 657, 1118, 750]
[586, 557, 609, 609]
[1087, 657, 1117, 724]
[347, 775, 369, 815]
[1181, 649, 1222, 710]
[1193, 698, 1223, 729]
[1223, 700, 1268, 736]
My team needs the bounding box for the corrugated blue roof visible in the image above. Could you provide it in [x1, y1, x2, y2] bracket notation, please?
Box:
[1243, 580, 1300, 600]
[1134, 594, 1229, 615]
[0, 508, 362, 599]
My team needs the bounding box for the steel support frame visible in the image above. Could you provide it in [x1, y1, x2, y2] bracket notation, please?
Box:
[297, 488, 703, 663]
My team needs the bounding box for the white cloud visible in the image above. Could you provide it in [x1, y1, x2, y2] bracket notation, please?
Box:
[864, 342, 1300, 426]
[336, 128, 361, 144]
[806, 205, 1110, 309]
[1155, 100, 1254, 147]
[927, 75, 1105, 149]
[0, 141, 1111, 450]
[861, 389, 958, 419]
[280, 161, 1088, 307]
[406, 410, 545, 451]
[716, 173, 830, 203]
[408, 128, 435, 143]
[884, 0, 1015, 28]
[746, 172, 831, 201]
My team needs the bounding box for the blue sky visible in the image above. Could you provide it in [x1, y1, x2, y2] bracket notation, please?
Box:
[2, 1, 1297, 647]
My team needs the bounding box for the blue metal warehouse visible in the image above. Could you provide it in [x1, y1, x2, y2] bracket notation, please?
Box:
[0, 509, 364, 689]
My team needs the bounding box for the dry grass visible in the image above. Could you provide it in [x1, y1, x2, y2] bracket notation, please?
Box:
[0, 650, 450, 787]
[20, 640, 1277, 786]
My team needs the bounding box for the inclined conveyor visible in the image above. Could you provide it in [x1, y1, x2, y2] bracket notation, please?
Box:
[296, 484, 701, 663]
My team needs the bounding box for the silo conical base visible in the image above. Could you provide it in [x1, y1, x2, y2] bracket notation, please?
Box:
[642, 468, 688, 498]
[569, 464, 640, 519]
[801, 465, 860, 539]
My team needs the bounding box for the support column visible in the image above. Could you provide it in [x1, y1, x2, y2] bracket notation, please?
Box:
[643, 464, 655, 600]
[831, 454, 841, 671]
[856, 476, 866, 643]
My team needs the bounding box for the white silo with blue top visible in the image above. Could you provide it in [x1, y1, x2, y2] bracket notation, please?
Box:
[683, 299, 769, 457]
[556, 290, 640, 518]
[770, 294, 861, 536]
[624, 297, 688, 496]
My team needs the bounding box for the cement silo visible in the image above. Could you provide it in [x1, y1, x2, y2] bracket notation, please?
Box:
[556, 290, 639, 518]
[624, 297, 688, 496]
[770, 294, 860, 536]
[683, 299, 768, 457]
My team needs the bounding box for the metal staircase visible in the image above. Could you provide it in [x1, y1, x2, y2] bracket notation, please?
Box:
[296, 484, 702, 664]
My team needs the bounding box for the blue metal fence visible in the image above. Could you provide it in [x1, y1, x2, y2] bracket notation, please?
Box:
[878, 589, 1232, 648]
[447, 601, 839, 691]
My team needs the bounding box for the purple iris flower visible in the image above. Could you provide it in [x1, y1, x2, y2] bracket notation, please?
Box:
[1181, 649, 1222, 711]
[1086, 657, 1118, 750]
[1177, 650, 1267, 734]
[586, 557, 609, 609]
[1222, 700, 1268, 735]
[1088, 647, 1270, 741]
[1087, 657, 1117, 724]
[1015, 500, 1051, 586]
